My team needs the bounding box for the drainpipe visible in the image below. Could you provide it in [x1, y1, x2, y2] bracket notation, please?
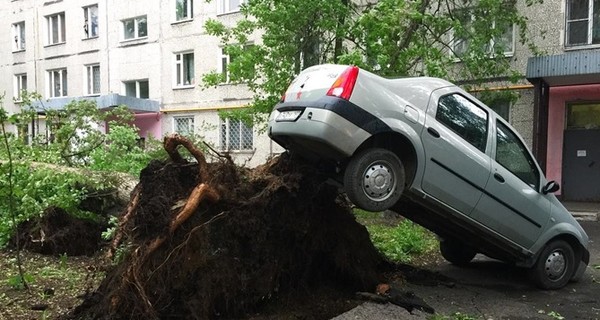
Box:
[532, 79, 550, 174]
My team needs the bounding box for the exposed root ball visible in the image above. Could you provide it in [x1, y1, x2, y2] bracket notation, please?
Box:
[67, 135, 385, 319]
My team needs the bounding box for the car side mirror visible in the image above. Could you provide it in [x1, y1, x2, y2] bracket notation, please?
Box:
[542, 181, 560, 194]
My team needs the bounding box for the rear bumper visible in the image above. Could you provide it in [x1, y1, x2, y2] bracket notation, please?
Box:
[269, 96, 387, 161]
[268, 107, 365, 161]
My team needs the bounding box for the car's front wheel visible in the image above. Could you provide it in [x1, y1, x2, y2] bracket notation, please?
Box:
[343, 148, 405, 212]
[528, 239, 576, 290]
[439, 239, 477, 266]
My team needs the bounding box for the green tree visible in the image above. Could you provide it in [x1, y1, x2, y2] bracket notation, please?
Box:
[203, 0, 542, 120]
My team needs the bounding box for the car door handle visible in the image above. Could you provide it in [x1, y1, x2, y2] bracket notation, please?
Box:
[427, 127, 440, 138]
[494, 173, 505, 183]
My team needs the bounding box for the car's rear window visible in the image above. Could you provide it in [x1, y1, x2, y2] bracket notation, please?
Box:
[436, 94, 489, 153]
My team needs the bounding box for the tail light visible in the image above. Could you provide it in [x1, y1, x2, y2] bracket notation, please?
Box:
[326, 66, 359, 100]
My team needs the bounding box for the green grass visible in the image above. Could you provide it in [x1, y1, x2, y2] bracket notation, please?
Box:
[353, 209, 439, 263]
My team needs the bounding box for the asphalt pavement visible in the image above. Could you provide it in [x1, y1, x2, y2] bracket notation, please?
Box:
[334, 220, 600, 319]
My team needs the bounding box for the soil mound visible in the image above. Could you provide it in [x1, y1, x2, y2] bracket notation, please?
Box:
[10, 206, 106, 256]
[67, 134, 386, 319]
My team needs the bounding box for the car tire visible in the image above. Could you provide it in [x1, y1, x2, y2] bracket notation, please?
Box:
[343, 148, 405, 212]
[528, 239, 576, 290]
[439, 239, 476, 266]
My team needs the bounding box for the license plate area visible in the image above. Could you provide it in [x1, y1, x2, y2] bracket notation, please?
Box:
[276, 109, 303, 122]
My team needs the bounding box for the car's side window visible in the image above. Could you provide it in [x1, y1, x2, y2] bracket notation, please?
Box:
[436, 94, 488, 152]
[495, 121, 540, 190]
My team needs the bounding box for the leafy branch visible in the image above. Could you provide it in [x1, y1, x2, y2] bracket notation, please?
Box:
[0, 93, 29, 290]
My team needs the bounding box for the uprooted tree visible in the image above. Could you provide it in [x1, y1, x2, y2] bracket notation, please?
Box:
[67, 134, 387, 319]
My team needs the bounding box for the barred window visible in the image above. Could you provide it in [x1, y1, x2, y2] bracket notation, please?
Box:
[220, 118, 253, 151]
[174, 116, 194, 136]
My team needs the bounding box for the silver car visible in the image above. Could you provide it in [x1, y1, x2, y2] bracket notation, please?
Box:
[268, 64, 590, 290]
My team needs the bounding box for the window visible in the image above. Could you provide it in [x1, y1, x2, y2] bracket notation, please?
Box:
[451, 11, 515, 57]
[220, 118, 253, 151]
[14, 74, 27, 101]
[495, 121, 540, 189]
[85, 64, 100, 95]
[220, 48, 233, 83]
[176, 0, 193, 21]
[175, 52, 195, 87]
[566, 0, 600, 46]
[436, 94, 488, 152]
[13, 21, 25, 51]
[123, 16, 147, 40]
[124, 80, 149, 98]
[219, 45, 252, 83]
[217, 0, 245, 14]
[566, 103, 600, 129]
[83, 5, 99, 38]
[174, 116, 194, 136]
[48, 69, 67, 98]
[47, 12, 66, 45]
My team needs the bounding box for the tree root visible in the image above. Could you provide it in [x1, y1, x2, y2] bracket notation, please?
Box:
[106, 186, 141, 260]
[164, 134, 209, 181]
[109, 134, 221, 318]
[146, 183, 220, 254]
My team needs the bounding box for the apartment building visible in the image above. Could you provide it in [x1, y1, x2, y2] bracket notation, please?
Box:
[1, 0, 281, 167]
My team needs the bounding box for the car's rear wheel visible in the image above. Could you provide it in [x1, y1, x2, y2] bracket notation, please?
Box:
[343, 148, 405, 212]
[439, 239, 476, 266]
[528, 239, 576, 290]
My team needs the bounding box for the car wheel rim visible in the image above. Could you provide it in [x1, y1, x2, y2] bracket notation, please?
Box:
[362, 160, 396, 202]
[544, 249, 567, 281]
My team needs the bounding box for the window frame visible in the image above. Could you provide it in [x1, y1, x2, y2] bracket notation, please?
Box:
[217, 0, 245, 15]
[219, 118, 254, 151]
[13, 21, 26, 51]
[85, 64, 101, 96]
[47, 68, 68, 98]
[565, 0, 600, 47]
[122, 15, 148, 41]
[14, 73, 27, 102]
[173, 116, 195, 136]
[123, 79, 149, 99]
[46, 12, 66, 45]
[175, 0, 193, 21]
[174, 51, 195, 88]
[83, 4, 99, 39]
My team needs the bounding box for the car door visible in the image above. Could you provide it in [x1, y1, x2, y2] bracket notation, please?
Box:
[471, 119, 550, 248]
[420, 90, 492, 215]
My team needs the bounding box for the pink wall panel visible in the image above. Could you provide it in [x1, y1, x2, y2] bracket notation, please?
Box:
[547, 84, 600, 194]
[134, 112, 162, 140]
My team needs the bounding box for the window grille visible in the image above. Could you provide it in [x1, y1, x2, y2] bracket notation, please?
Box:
[174, 116, 194, 136]
[220, 118, 253, 151]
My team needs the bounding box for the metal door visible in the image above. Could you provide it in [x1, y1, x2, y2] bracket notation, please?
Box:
[562, 129, 600, 201]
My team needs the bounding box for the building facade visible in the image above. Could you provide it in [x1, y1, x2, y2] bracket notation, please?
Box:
[2, 0, 599, 200]
[1, 0, 281, 167]
[523, 0, 600, 202]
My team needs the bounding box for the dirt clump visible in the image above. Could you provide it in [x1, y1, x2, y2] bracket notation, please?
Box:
[10, 206, 106, 256]
[66, 134, 386, 319]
